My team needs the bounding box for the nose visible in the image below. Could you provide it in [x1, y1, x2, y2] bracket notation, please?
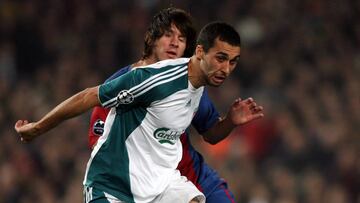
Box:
[170, 36, 179, 47]
[222, 62, 231, 75]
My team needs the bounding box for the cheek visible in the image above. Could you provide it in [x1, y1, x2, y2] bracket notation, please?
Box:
[156, 39, 167, 49]
[229, 65, 237, 72]
[202, 60, 217, 75]
[178, 42, 186, 56]
[208, 60, 221, 72]
[152, 47, 160, 57]
[155, 44, 166, 56]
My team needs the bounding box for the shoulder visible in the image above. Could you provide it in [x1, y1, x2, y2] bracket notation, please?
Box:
[131, 58, 189, 81]
[132, 59, 190, 104]
[142, 58, 190, 70]
[105, 65, 132, 83]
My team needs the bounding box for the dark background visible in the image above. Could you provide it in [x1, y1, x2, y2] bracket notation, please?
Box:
[0, 0, 359, 202]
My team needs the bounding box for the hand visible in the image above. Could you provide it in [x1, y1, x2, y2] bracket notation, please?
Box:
[14, 120, 39, 143]
[228, 97, 264, 125]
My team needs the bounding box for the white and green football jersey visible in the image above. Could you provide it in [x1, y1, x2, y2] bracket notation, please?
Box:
[83, 58, 204, 203]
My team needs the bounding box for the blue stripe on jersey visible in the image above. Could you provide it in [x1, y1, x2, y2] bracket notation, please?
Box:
[105, 65, 132, 83]
[190, 91, 236, 202]
[191, 89, 220, 134]
[179, 89, 230, 198]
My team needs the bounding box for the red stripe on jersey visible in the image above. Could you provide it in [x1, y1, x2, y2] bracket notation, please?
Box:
[88, 106, 110, 148]
[221, 184, 235, 203]
[177, 133, 203, 192]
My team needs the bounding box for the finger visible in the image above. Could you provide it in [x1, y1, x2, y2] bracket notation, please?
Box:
[251, 113, 264, 120]
[14, 120, 24, 130]
[251, 106, 263, 113]
[15, 120, 22, 126]
[252, 105, 262, 111]
[244, 97, 254, 104]
[249, 102, 258, 110]
[233, 98, 242, 104]
[231, 98, 242, 109]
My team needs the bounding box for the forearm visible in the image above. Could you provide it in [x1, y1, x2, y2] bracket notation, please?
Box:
[35, 87, 100, 134]
[202, 116, 236, 145]
[199, 97, 264, 145]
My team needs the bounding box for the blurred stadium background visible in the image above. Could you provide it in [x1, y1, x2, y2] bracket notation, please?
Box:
[0, 0, 359, 202]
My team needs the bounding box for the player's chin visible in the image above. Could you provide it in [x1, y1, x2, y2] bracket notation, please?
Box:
[207, 81, 223, 87]
[166, 53, 178, 59]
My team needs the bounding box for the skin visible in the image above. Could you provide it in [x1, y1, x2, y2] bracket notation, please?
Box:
[189, 37, 241, 88]
[14, 21, 264, 203]
[189, 38, 263, 143]
[15, 23, 188, 143]
[135, 23, 186, 66]
[14, 32, 263, 147]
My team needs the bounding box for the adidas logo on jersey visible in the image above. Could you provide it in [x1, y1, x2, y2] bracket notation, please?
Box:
[153, 128, 184, 145]
[185, 99, 191, 107]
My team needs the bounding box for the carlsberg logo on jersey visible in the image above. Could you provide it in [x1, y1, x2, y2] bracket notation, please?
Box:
[153, 128, 184, 145]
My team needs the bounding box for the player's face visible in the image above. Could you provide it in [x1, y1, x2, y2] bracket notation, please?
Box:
[197, 38, 241, 87]
[152, 24, 187, 61]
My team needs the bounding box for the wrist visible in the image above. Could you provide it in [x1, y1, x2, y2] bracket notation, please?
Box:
[221, 116, 236, 129]
[33, 121, 44, 135]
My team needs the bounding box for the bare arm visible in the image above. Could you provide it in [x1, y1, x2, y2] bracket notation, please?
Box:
[202, 98, 264, 144]
[15, 86, 100, 142]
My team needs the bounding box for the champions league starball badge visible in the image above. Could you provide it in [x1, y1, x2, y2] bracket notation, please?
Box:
[117, 90, 134, 105]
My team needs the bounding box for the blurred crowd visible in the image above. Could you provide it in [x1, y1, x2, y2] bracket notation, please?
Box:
[0, 0, 359, 202]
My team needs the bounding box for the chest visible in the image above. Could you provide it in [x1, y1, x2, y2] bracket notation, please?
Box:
[146, 88, 203, 130]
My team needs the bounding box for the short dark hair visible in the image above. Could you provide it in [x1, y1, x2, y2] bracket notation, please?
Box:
[197, 21, 241, 52]
[142, 8, 197, 59]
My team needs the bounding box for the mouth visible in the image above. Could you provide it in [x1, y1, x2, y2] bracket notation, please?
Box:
[212, 75, 226, 84]
[166, 51, 177, 58]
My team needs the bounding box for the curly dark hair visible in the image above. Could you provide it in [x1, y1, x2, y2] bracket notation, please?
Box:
[142, 7, 197, 59]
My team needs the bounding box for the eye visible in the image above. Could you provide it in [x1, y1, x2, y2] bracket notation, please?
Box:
[178, 36, 186, 43]
[229, 57, 240, 66]
[216, 55, 227, 63]
[229, 60, 237, 66]
[164, 31, 172, 37]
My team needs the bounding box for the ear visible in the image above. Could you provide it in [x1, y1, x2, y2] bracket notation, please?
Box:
[195, 45, 204, 60]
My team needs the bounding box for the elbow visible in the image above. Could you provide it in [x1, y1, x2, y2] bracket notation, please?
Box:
[82, 87, 100, 107]
[202, 136, 219, 145]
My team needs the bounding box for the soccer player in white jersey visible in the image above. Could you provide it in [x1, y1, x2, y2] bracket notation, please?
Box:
[15, 21, 263, 203]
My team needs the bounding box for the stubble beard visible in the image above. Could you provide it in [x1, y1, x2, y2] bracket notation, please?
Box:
[205, 74, 222, 87]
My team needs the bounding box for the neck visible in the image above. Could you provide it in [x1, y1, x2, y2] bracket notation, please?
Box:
[132, 56, 157, 68]
[188, 56, 206, 88]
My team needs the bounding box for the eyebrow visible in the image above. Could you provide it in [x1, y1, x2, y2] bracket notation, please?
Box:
[216, 52, 240, 60]
[166, 28, 186, 38]
[216, 52, 229, 58]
